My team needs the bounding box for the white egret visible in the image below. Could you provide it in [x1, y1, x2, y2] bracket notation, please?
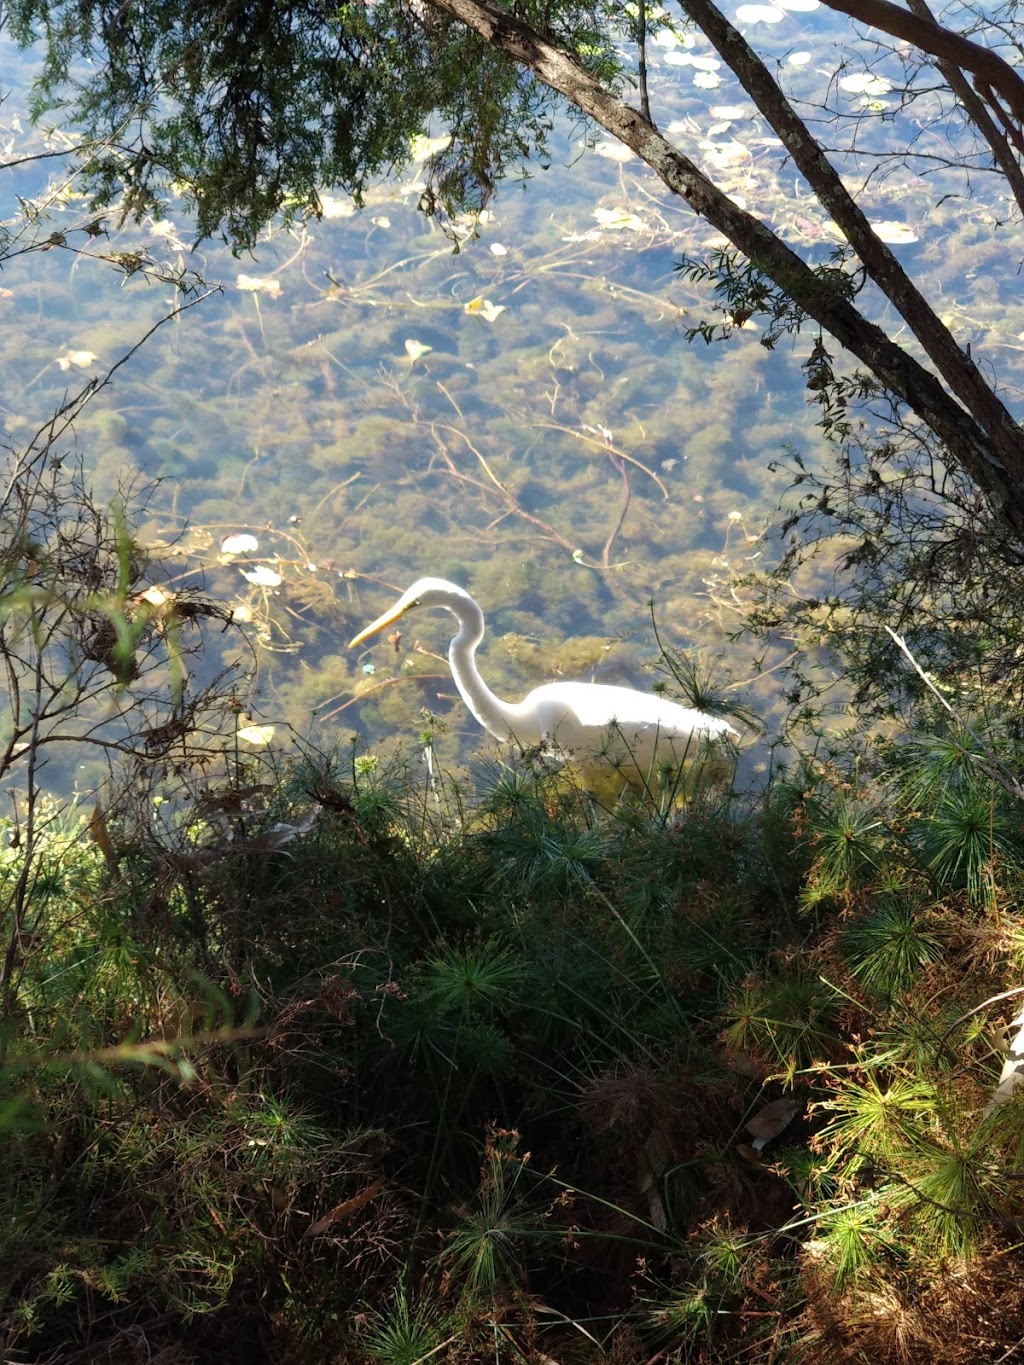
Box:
[349, 578, 739, 788]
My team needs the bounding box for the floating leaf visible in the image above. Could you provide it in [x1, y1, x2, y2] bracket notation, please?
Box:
[787, 50, 812, 65]
[221, 533, 260, 555]
[653, 27, 690, 47]
[319, 194, 356, 219]
[871, 220, 919, 244]
[595, 141, 634, 162]
[236, 723, 276, 747]
[694, 72, 722, 88]
[236, 274, 282, 298]
[839, 72, 891, 95]
[736, 3, 785, 20]
[593, 207, 647, 232]
[702, 139, 750, 167]
[241, 566, 283, 587]
[370, 215, 391, 228]
[711, 104, 749, 118]
[489, 242, 508, 256]
[404, 338, 433, 360]
[56, 349, 98, 370]
[690, 54, 721, 71]
[464, 297, 505, 321]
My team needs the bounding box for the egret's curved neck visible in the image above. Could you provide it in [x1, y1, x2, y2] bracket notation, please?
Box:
[447, 599, 518, 741]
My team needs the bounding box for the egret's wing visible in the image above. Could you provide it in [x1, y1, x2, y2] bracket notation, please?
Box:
[529, 682, 736, 739]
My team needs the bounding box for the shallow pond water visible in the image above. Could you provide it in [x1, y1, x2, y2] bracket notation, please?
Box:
[3, 9, 1023, 787]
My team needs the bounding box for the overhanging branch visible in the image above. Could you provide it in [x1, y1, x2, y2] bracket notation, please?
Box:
[817, 0, 1024, 135]
[679, 0, 1024, 485]
[425, 0, 1024, 540]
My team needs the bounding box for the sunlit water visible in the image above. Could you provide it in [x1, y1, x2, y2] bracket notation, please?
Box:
[3, 8, 1022, 789]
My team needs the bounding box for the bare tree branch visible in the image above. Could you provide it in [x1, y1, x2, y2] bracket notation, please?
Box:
[818, 0, 1024, 134]
[903, 0, 1024, 216]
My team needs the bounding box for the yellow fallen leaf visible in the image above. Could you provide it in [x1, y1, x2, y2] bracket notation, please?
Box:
[404, 338, 433, 360]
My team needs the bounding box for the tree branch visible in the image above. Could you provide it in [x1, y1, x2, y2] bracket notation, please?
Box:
[679, 0, 1024, 489]
[818, 0, 1024, 133]
[905, 0, 1024, 219]
[425, 0, 1024, 540]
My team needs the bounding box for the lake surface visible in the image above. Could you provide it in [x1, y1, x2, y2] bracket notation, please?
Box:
[3, 8, 1022, 786]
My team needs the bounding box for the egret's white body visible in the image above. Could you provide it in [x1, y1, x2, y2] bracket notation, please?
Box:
[349, 578, 738, 785]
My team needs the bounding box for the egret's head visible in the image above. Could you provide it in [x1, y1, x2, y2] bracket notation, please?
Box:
[348, 577, 474, 648]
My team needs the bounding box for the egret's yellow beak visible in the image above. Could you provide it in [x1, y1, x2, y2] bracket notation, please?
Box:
[348, 602, 410, 649]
